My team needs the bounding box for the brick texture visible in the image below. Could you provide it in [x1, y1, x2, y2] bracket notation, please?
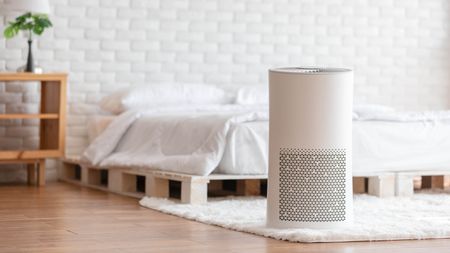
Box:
[0, 0, 449, 182]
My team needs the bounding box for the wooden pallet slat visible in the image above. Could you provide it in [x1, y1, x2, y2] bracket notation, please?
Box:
[396, 171, 450, 196]
[236, 179, 261, 196]
[146, 175, 169, 198]
[368, 174, 396, 197]
[60, 157, 395, 202]
[60, 158, 268, 204]
[181, 180, 208, 204]
[422, 175, 450, 189]
[61, 158, 450, 203]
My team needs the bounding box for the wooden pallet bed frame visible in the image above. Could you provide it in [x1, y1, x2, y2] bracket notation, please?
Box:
[60, 157, 268, 204]
[59, 158, 450, 204]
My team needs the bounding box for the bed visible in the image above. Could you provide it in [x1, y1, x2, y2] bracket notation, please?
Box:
[74, 84, 450, 200]
[85, 109, 450, 177]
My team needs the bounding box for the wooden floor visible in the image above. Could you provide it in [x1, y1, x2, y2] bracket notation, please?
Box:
[1, 183, 450, 253]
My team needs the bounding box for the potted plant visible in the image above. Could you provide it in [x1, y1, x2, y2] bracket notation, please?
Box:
[3, 12, 52, 73]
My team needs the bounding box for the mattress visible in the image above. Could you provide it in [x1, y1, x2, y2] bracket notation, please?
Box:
[87, 115, 450, 176]
[218, 120, 450, 175]
[352, 120, 450, 175]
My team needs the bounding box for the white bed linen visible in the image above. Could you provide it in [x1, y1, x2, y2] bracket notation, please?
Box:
[216, 121, 268, 175]
[86, 115, 269, 175]
[217, 119, 450, 175]
[85, 108, 450, 176]
[87, 115, 116, 143]
[82, 105, 268, 176]
[353, 120, 450, 175]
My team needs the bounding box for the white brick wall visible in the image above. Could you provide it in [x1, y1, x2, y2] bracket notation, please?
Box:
[0, 0, 449, 182]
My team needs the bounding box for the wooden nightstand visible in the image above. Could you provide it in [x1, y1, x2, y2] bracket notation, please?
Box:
[0, 73, 67, 186]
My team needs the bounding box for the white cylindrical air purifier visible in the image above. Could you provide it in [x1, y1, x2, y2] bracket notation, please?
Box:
[266, 67, 353, 229]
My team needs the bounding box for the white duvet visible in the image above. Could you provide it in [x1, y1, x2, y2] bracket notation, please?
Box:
[83, 105, 450, 176]
[82, 105, 268, 176]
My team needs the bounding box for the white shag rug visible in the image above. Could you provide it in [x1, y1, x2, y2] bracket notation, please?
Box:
[139, 191, 450, 243]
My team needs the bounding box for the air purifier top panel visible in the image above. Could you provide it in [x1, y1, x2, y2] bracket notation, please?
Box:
[270, 67, 352, 74]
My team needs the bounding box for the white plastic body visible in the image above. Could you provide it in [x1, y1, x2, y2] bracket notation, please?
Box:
[266, 67, 353, 229]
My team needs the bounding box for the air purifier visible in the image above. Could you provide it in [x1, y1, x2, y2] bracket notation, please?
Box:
[266, 67, 353, 229]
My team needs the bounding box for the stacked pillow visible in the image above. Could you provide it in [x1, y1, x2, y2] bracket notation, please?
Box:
[100, 83, 393, 117]
[100, 83, 232, 114]
[235, 85, 268, 105]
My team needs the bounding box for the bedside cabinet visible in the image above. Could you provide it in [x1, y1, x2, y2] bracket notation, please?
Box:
[0, 73, 67, 186]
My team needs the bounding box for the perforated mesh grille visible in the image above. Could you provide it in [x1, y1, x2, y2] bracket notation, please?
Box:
[278, 148, 346, 222]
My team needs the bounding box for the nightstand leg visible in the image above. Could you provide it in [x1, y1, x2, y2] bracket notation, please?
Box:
[27, 163, 36, 185]
[38, 159, 46, 186]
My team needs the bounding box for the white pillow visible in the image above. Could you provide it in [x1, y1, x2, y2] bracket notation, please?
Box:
[235, 85, 268, 105]
[353, 104, 395, 118]
[98, 89, 128, 114]
[100, 84, 229, 114]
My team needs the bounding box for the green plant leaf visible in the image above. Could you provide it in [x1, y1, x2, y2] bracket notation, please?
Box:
[35, 18, 51, 28]
[3, 26, 16, 38]
[33, 25, 44, 35]
[3, 12, 52, 39]
[15, 12, 31, 22]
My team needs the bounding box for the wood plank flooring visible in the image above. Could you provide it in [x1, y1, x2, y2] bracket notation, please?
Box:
[0, 182, 449, 253]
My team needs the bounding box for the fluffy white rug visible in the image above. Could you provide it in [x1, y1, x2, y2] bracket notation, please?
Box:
[139, 191, 450, 243]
